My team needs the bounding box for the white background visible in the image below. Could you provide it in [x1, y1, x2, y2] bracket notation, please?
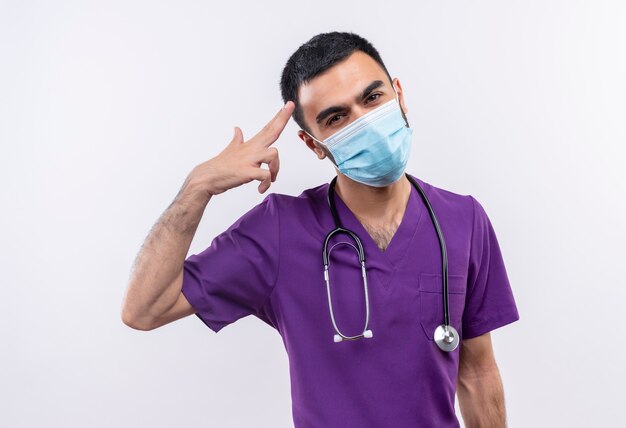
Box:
[1, 1, 625, 427]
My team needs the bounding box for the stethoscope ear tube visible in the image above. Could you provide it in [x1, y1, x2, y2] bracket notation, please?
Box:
[324, 174, 459, 352]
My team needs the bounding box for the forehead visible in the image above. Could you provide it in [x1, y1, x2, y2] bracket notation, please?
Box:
[297, 51, 390, 121]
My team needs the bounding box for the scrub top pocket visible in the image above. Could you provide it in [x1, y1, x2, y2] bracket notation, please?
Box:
[418, 273, 467, 341]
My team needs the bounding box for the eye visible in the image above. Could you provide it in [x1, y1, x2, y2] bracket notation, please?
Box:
[365, 93, 382, 103]
[327, 114, 343, 126]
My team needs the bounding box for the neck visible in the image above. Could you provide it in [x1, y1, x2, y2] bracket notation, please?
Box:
[334, 173, 411, 224]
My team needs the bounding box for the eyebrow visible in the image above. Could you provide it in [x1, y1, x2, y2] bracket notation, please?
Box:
[315, 80, 385, 125]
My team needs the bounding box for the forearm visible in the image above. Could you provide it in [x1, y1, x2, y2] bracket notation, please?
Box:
[122, 174, 211, 328]
[457, 365, 507, 428]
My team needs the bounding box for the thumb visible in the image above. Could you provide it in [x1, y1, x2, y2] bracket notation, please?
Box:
[229, 126, 244, 146]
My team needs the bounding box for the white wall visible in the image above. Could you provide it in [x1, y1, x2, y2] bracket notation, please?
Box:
[1, 1, 624, 426]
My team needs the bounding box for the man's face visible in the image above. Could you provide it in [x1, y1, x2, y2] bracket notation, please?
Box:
[296, 51, 409, 164]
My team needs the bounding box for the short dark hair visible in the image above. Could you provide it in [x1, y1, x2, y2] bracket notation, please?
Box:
[280, 31, 393, 133]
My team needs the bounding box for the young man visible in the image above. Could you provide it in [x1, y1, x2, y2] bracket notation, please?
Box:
[122, 31, 520, 427]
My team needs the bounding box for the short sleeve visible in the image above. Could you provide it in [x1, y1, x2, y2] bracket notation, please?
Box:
[181, 193, 280, 333]
[462, 195, 520, 339]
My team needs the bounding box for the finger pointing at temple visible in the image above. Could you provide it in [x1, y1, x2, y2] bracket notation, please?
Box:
[252, 100, 295, 146]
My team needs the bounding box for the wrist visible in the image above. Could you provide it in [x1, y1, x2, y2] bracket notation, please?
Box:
[177, 176, 212, 207]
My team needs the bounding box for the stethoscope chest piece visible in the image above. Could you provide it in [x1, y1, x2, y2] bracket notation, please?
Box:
[434, 324, 459, 352]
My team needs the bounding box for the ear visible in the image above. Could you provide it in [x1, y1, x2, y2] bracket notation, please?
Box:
[298, 129, 327, 160]
[392, 78, 409, 115]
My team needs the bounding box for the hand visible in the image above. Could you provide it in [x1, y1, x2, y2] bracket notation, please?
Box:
[189, 101, 295, 197]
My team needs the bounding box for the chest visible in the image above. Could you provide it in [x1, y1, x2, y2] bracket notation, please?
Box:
[266, 190, 473, 344]
[361, 220, 401, 252]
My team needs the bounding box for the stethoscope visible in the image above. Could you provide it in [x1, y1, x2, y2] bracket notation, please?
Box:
[322, 173, 460, 352]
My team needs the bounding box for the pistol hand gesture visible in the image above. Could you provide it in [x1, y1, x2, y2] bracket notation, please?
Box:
[191, 101, 295, 197]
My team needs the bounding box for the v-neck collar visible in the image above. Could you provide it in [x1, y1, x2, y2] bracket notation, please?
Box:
[329, 175, 425, 277]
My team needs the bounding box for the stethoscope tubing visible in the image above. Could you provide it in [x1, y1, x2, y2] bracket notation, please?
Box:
[404, 174, 450, 327]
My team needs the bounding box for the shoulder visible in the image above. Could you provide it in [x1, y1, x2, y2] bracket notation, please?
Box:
[406, 172, 475, 216]
[258, 182, 329, 217]
[405, 172, 482, 244]
[255, 183, 336, 235]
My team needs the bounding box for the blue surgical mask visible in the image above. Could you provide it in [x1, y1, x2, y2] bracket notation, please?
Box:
[305, 89, 413, 187]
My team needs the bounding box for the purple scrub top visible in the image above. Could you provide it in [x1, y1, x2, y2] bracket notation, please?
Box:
[181, 173, 520, 427]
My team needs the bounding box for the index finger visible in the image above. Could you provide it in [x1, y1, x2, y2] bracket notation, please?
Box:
[252, 100, 296, 146]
